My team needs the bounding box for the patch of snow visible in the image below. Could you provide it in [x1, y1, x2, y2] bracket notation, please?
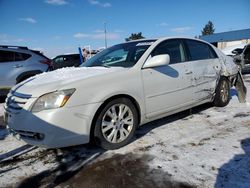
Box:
[23, 67, 124, 87]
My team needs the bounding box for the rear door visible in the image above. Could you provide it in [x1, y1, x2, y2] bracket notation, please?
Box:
[184, 39, 220, 102]
[0, 50, 31, 88]
[142, 39, 194, 118]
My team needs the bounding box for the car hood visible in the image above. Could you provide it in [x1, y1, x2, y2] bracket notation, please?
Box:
[11, 67, 125, 97]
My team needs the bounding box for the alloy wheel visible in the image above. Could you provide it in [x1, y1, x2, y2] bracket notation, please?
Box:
[101, 104, 134, 143]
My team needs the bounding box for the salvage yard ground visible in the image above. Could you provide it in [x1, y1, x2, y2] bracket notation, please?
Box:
[0, 74, 250, 188]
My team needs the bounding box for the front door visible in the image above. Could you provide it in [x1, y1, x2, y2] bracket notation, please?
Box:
[142, 39, 194, 118]
[0, 50, 25, 88]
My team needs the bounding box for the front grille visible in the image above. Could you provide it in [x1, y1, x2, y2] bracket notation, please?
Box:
[5, 91, 31, 114]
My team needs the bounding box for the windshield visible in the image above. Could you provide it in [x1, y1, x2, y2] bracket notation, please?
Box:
[82, 40, 156, 68]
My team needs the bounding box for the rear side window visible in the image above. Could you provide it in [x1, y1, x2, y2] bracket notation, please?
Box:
[152, 39, 186, 64]
[0, 50, 31, 63]
[185, 40, 218, 61]
[14, 52, 31, 61]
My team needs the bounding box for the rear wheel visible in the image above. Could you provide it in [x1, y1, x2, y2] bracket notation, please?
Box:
[93, 98, 138, 150]
[213, 77, 230, 107]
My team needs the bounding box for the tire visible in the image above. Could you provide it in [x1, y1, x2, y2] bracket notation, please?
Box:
[213, 77, 230, 107]
[93, 98, 138, 150]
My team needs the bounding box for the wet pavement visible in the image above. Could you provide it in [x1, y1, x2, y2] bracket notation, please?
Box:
[59, 153, 196, 188]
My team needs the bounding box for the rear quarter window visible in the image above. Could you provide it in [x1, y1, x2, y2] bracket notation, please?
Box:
[185, 40, 218, 61]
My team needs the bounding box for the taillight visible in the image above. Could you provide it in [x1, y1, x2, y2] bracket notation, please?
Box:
[40, 59, 53, 67]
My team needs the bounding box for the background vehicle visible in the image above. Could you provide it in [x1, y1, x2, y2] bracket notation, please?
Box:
[221, 43, 250, 72]
[235, 44, 250, 73]
[52, 54, 81, 70]
[221, 44, 245, 56]
[0, 45, 52, 96]
[5, 38, 245, 150]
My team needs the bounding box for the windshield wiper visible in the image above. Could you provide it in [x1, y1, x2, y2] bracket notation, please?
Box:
[90, 64, 110, 68]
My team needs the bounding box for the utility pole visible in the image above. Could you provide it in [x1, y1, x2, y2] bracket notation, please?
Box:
[104, 22, 107, 48]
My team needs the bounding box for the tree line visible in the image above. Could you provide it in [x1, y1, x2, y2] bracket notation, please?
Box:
[125, 21, 215, 41]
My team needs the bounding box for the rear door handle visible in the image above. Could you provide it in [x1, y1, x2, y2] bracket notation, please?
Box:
[13, 64, 23, 68]
[185, 70, 193, 75]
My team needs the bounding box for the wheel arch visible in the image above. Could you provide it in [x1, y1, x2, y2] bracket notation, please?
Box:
[213, 75, 231, 107]
[89, 94, 141, 143]
[16, 70, 43, 84]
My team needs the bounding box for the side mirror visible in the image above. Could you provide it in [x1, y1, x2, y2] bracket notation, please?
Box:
[143, 54, 170, 69]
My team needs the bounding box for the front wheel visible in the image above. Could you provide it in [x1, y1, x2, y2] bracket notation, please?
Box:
[93, 98, 138, 150]
[213, 77, 230, 107]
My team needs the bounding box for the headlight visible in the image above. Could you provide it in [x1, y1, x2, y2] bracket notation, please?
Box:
[31, 89, 75, 112]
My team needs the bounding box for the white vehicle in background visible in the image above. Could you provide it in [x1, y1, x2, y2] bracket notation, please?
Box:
[221, 44, 246, 56]
[4, 37, 246, 150]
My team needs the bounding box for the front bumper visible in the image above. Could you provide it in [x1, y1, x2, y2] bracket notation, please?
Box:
[5, 102, 101, 148]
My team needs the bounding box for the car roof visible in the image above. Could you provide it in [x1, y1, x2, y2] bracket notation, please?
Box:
[125, 36, 212, 45]
[0, 45, 49, 59]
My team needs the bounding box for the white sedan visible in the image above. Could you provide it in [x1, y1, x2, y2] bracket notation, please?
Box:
[4, 37, 246, 150]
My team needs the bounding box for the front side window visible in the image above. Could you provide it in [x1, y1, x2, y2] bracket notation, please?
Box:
[151, 39, 186, 64]
[185, 40, 218, 61]
[83, 40, 156, 68]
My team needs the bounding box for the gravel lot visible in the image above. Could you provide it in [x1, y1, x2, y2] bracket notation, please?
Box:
[0, 74, 250, 188]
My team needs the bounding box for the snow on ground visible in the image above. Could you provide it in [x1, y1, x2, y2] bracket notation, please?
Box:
[0, 75, 250, 188]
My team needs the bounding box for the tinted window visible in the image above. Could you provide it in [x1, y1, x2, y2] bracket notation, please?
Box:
[243, 45, 250, 63]
[14, 52, 31, 61]
[0, 50, 31, 63]
[186, 40, 218, 61]
[0, 50, 14, 62]
[72, 55, 80, 61]
[152, 39, 186, 64]
[244, 45, 250, 54]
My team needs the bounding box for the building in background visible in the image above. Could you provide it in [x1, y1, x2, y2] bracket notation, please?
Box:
[200, 28, 250, 49]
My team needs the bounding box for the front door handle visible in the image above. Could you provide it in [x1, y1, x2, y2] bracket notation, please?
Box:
[185, 70, 193, 75]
